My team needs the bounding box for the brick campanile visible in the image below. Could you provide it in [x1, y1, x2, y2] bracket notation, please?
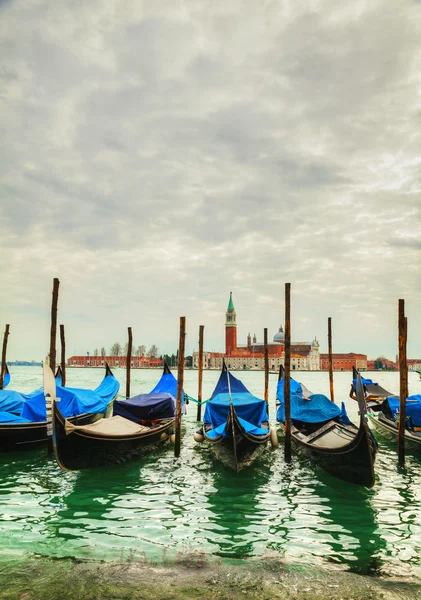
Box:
[225, 291, 237, 355]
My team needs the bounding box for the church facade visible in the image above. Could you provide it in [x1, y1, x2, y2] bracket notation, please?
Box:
[193, 292, 321, 371]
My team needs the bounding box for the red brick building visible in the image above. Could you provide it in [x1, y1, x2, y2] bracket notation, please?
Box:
[320, 353, 367, 371]
[67, 355, 162, 368]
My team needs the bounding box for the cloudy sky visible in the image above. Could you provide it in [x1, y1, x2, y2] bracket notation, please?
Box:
[1, 0, 420, 361]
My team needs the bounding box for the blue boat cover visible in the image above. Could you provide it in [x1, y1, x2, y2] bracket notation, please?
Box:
[385, 395, 421, 427]
[276, 377, 342, 424]
[0, 372, 63, 415]
[113, 366, 184, 423]
[20, 374, 119, 422]
[114, 393, 176, 423]
[3, 369, 10, 389]
[203, 368, 269, 439]
[352, 377, 375, 390]
[0, 411, 31, 424]
[149, 369, 183, 401]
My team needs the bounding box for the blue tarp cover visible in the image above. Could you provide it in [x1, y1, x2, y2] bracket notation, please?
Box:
[149, 369, 183, 402]
[276, 378, 342, 424]
[19, 374, 119, 423]
[3, 370, 10, 388]
[113, 365, 184, 423]
[204, 369, 269, 439]
[385, 395, 421, 427]
[353, 377, 375, 389]
[0, 411, 31, 424]
[0, 373, 62, 415]
[0, 387, 42, 415]
[114, 393, 176, 423]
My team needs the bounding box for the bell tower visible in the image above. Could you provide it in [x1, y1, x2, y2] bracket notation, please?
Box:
[225, 292, 237, 355]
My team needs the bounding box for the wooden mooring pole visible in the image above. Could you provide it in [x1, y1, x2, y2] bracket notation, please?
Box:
[0, 324, 10, 389]
[197, 325, 204, 422]
[49, 278, 60, 375]
[284, 283, 292, 462]
[328, 317, 335, 403]
[398, 300, 408, 465]
[174, 316, 186, 458]
[60, 324, 66, 386]
[264, 327, 269, 417]
[126, 327, 133, 399]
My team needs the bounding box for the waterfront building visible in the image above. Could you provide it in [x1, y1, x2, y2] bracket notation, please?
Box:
[67, 355, 162, 368]
[193, 292, 321, 371]
[319, 353, 367, 371]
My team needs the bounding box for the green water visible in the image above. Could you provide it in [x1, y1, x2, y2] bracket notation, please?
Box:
[1, 368, 420, 586]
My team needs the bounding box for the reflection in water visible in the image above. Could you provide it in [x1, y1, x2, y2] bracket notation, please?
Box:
[205, 456, 274, 558]
[0, 378, 420, 580]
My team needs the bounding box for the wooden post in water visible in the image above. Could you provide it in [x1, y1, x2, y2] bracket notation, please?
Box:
[264, 327, 269, 417]
[196, 325, 204, 422]
[174, 316, 186, 458]
[328, 317, 335, 403]
[0, 324, 10, 389]
[284, 283, 292, 462]
[126, 327, 133, 399]
[398, 300, 408, 465]
[49, 278, 60, 375]
[60, 324, 66, 386]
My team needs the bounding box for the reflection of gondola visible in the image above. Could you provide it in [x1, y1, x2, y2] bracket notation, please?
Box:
[315, 470, 385, 575]
[194, 363, 272, 471]
[206, 461, 273, 558]
[349, 366, 395, 412]
[0, 366, 117, 452]
[51, 363, 184, 470]
[276, 366, 377, 487]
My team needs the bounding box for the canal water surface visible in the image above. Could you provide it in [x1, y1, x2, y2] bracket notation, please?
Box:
[1, 368, 420, 586]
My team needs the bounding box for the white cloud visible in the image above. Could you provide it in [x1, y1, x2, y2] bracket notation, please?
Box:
[0, 0, 420, 361]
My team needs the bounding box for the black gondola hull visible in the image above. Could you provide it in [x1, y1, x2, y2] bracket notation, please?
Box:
[0, 410, 107, 452]
[369, 413, 421, 451]
[52, 403, 175, 470]
[203, 417, 270, 472]
[288, 417, 377, 488]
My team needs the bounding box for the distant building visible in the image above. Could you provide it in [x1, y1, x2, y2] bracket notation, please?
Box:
[67, 355, 162, 368]
[320, 353, 367, 371]
[193, 292, 320, 370]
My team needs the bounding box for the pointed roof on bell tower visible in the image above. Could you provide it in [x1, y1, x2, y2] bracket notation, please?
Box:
[227, 291, 235, 310]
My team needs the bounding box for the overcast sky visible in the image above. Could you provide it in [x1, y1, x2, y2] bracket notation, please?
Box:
[1, 0, 420, 361]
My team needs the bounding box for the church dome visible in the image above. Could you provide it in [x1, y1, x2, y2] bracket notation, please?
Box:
[273, 326, 285, 343]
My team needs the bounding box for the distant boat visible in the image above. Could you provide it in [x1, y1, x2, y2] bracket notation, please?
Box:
[276, 365, 377, 487]
[0, 364, 119, 452]
[194, 363, 275, 471]
[51, 363, 186, 470]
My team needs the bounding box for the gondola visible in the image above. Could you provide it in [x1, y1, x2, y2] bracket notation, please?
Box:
[350, 367, 421, 450]
[0, 364, 118, 452]
[194, 363, 274, 471]
[276, 366, 377, 487]
[50, 363, 185, 470]
[371, 394, 421, 450]
[349, 366, 395, 412]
